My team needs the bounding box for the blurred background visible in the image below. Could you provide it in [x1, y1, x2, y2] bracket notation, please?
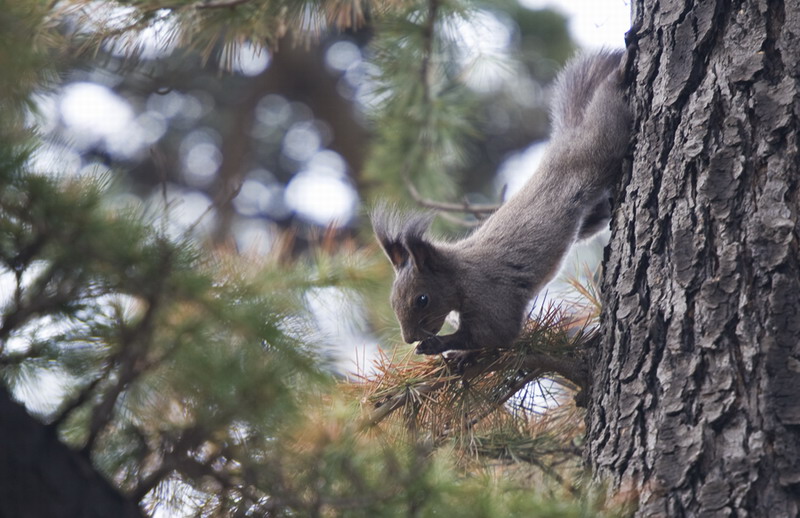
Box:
[26, 0, 629, 375]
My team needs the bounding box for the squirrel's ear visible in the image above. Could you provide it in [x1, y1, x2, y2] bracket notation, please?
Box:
[400, 210, 437, 272]
[405, 235, 442, 273]
[378, 237, 409, 271]
[371, 204, 437, 272]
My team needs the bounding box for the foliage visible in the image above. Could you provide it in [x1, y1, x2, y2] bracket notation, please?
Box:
[57, 0, 389, 65]
[0, 0, 628, 516]
[0, 0, 59, 143]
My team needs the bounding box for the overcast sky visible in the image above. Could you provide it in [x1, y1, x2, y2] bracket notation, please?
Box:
[521, 0, 631, 49]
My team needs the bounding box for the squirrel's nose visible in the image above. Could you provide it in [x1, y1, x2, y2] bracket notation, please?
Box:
[400, 329, 417, 344]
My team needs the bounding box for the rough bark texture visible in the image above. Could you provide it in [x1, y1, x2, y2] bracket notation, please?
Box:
[0, 387, 142, 518]
[587, 0, 800, 516]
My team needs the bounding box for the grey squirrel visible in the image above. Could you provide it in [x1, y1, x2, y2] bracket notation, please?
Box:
[372, 49, 630, 355]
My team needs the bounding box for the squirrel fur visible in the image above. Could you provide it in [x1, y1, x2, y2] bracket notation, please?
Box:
[372, 49, 631, 355]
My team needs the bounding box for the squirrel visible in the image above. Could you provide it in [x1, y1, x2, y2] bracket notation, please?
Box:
[372, 49, 631, 355]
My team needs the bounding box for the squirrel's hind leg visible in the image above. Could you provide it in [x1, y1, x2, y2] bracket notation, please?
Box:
[577, 195, 611, 239]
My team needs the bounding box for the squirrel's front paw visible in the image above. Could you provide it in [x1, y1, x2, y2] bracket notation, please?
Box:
[415, 336, 445, 355]
[443, 350, 479, 372]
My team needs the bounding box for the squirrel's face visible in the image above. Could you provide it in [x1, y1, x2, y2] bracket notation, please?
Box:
[391, 268, 454, 344]
[371, 206, 455, 344]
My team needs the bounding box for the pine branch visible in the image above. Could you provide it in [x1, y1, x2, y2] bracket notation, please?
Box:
[462, 369, 541, 432]
[420, 0, 439, 104]
[362, 349, 587, 429]
[390, 0, 492, 226]
[360, 303, 594, 429]
[476, 438, 580, 495]
[82, 246, 173, 455]
[132, 464, 174, 503]
[194, 0, 253, 9]
[132, 425, 208, 501]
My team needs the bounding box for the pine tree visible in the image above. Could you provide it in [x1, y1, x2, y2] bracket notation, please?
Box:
[588, 0, 800, 515]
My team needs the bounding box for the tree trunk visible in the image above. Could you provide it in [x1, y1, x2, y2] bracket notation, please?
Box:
[0, 387, 142, 518]
[587, 1, 800, 516]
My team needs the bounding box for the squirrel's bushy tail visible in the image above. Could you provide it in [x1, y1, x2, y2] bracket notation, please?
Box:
[545, 49, 630, 235]
[550, 49, 626, 138]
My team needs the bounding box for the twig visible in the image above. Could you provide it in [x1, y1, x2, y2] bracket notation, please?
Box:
[133, 464, 174, 502]
[81, 308, 156, 455]
[132, 424, 212, 501]
[0, 270, 81, 349]
[150, 147, 169, 210]
[183, 179, 242, 240]
[437, 211, 482, 228]
[49, 361, 115, 429]
[194, 0, 252, 9]
[364, 379, 448, 427]
[512, 450, 579, 496]
[463, 369, 543, 432]
[404, 178, 500, 217]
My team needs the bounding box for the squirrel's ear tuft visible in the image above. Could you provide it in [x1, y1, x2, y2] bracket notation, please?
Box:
[371, 203, 435, 272]
[371, 202, 409, 271]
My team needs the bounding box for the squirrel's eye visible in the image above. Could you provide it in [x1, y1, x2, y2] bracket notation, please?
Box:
[414, 294, 429, 309]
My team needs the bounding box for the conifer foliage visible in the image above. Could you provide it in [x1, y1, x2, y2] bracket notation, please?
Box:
[1, 0, 626, 516]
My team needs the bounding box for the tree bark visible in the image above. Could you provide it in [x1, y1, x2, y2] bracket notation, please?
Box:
[0, 387, 142, 518]
[587, 1, 800, 516]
